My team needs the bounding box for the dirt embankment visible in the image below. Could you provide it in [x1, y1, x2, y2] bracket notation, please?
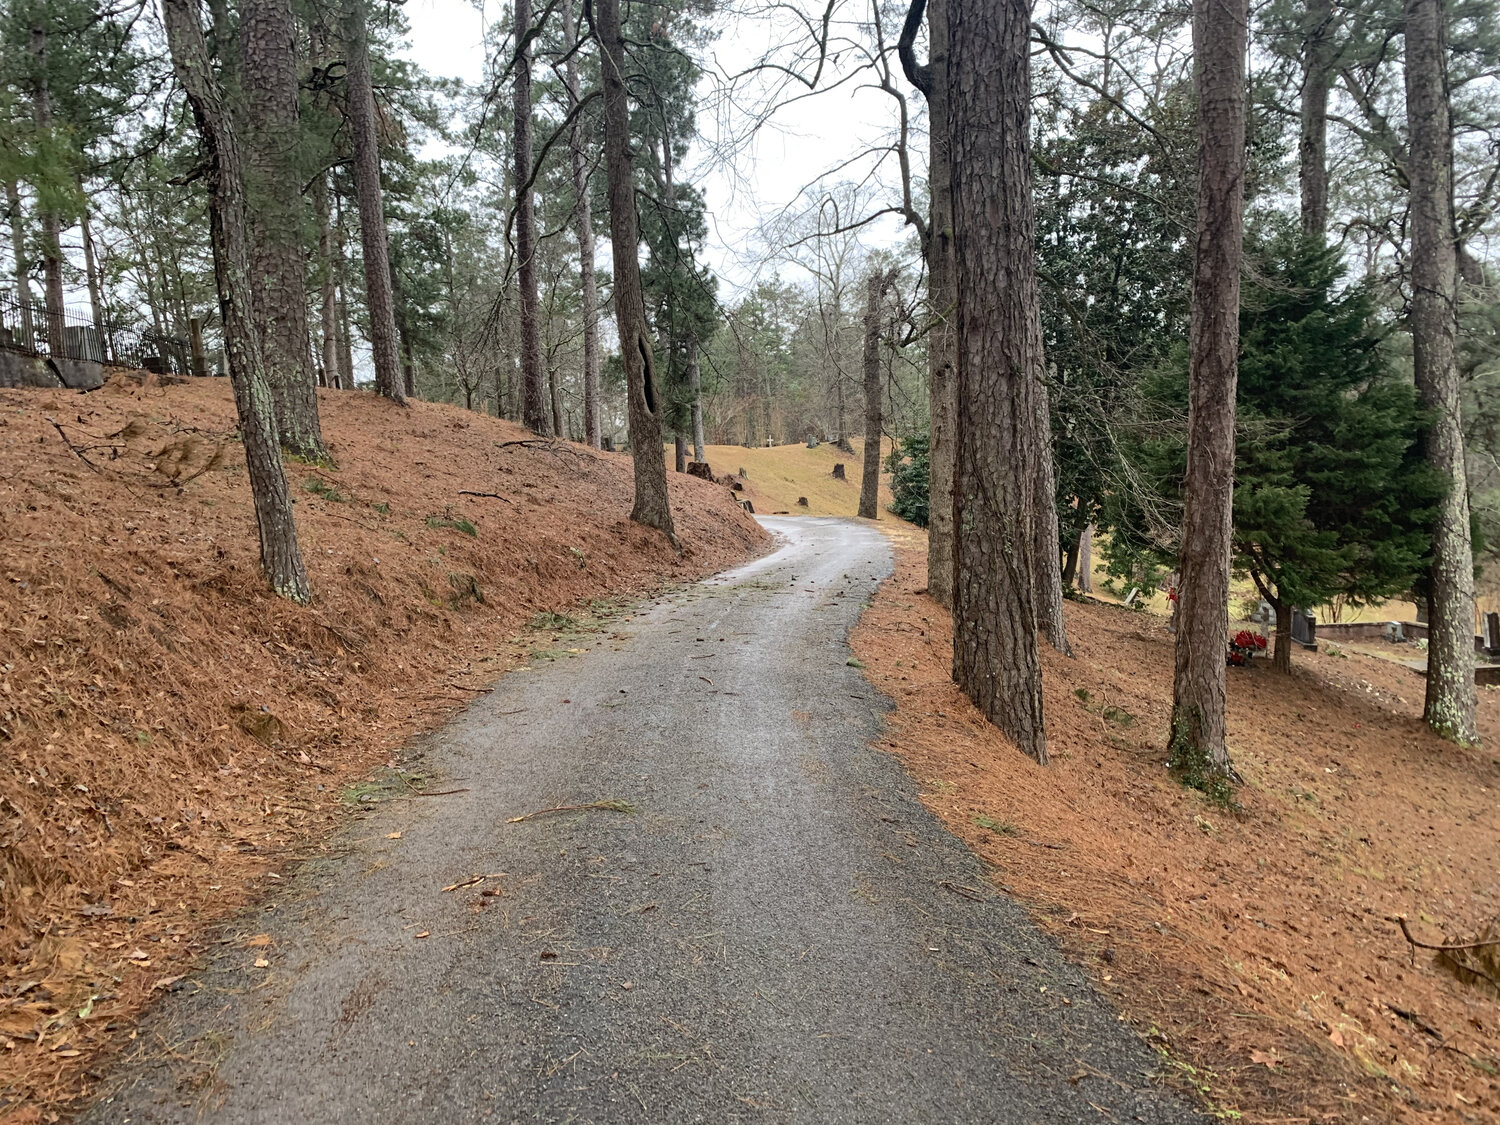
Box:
[853, 525, 1500, 1125]
[0, 378, 767, 1118]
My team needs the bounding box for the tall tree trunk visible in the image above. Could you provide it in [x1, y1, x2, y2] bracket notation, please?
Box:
[314, 171, 341, 389]
[343, 0, 405, 403]
[390, 263, 417, 398]
[858, 270, 891, 520]
[28, 23, 69, 360]
[161, 0, 310, 603]
[515, 0, 548, 433]
[6, 181, 35, 351]
[948, 0, 1047, 763]
[78, 201, 108, 360]
[1032, 376, 1072, 654]
[242, 0, 326, 458]
[562, 0, 601, 448]
[903, 0, 957, 609]
[336, 276, 356, 389]
[687, 337, 705, 462]
[595, 0, 675, 542]
[1299, 0, 1333, 240]
[1406, 0, 1479, 743]
[1078, 523, 1093, 593]
[674, 431, 687, 473]
[1170, 0, 1248, 783]
[333, 197, 357, 390]
[398, 314, 417, 398]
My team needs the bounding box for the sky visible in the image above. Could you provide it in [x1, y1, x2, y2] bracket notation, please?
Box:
[399, 0, 919, 296]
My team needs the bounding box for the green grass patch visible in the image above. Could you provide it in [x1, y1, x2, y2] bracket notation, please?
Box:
[303, 476, 345, 502]
[427, 514, 478, 537]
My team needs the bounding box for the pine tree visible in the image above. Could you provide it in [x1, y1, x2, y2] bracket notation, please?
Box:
[1170, 0, 1248, 791]
[1135, 234, 1441, 672]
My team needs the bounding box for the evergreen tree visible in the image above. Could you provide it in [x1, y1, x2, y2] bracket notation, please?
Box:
[1121, 233, 1440, 672]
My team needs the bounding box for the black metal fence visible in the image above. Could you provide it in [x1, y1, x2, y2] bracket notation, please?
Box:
[0, 290, 195, 374]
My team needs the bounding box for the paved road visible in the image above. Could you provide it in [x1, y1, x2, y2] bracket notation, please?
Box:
[87, 517, 1199, 1125]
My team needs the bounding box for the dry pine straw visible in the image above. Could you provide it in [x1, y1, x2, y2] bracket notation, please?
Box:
[851, 525, 1500, 1125]
[0, 378, 768, 1120]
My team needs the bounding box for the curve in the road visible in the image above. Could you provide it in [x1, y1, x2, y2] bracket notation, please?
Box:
[85, 516, 1201, 1125]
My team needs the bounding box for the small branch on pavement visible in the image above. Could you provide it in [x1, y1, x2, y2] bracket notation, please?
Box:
[507, 799, 637, 823]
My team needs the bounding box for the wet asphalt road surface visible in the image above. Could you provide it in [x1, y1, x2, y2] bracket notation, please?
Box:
[85, 517, 1201, 1125]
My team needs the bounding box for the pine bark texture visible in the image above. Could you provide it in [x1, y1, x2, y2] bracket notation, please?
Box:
[343, 0, 405, 403]
[1171, 0, 1248, 775]
[596, 0, 675, 541]
[241, 0, 325, 457]
[515, 0, 548, 434]
[161, 0, 310, 603]
[562, 0, 602, 447]
[858, 270, 892, 520]
[1299, 0, 1333, 239]
[925, 0, 957, 610]
[948, 0, 1047, 763]
[1405, 0, 1479, 743]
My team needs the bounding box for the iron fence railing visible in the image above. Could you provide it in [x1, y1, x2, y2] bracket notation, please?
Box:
[0, 290, 194, 375]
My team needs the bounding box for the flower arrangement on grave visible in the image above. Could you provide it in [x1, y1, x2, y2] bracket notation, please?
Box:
[1227, 630, 1268, 666]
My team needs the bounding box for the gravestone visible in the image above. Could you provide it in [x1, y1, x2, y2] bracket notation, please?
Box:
[63, 325, 104, 362]
[1290, 609, 1318, 650]
[1383, 621, 1406, 643]
[1123, 587, 1140, 607]
[1484, 612, 1500, 655]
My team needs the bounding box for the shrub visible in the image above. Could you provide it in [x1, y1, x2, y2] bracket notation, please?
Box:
[885, 433, 930, 527]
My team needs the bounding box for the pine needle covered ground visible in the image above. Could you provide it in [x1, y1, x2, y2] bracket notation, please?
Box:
[0, 377, 767, 1117]
[854, 524, 1500, 1125]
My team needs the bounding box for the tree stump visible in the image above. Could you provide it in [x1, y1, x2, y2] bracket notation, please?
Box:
[797, 497, 809, 507]
[831, 463, 846, 480]
[685, 461, 714, 482]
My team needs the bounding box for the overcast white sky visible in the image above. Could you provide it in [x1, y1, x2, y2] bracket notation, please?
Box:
[400, 0, 917, 295]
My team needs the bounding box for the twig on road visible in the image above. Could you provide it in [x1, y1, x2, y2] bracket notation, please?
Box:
[508, 799, 636, 823]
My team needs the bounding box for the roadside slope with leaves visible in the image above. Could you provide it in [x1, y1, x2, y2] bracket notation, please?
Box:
[0, 377, 766, 1117]
[854, 525, 1500, 1125]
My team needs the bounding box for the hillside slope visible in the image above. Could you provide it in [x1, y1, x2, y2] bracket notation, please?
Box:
[855, 525, 1500, 1125]
[0, 378, 766, 1115]
[675, 439, 900, 518]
